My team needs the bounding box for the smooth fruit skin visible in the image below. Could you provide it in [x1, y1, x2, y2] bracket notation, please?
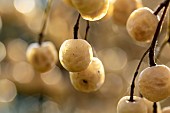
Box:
[59, 39, 93, 72]
[126, 7, 159, 42]
[138, 65, 170, 102]
[117, 96, 147, 113]
[162, 106, 170, 113]
[71, 0, 109, 21]
[69, 57, 105, 93]
[26, 41, 58, 73]
[112, 0, 142, 25]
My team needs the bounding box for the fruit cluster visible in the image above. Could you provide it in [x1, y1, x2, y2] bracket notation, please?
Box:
[117, 0, 170, 112]
[59, 39, 105, 93]
[21, 0, 170, 112]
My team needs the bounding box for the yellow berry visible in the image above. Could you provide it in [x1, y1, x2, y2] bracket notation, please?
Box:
[59, 39, 93, 72]
[117, 96, 147, 113]
[112, 0, 142, 25]
[26, 41, 58, 73]
[126, 7, 159, 42]
[69, 57, 105, 93]
[138, 65, 170, 102]
[71, 0, 110, 21]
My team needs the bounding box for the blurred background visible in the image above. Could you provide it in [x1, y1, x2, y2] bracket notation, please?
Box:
[0, 0, 169, 113]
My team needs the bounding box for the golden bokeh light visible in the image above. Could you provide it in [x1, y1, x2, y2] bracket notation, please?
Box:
[14, 0, 35, 14]
[99, 73, 124, 98]
[41, 66, 63, 85]
[24, 9, 44, 34]
[0, 79, 17, 102]
[48, 16, 71, 49]
[12, 61, 35, 84]
[7, 39, 28, 62]
[98, 47, 127, 72]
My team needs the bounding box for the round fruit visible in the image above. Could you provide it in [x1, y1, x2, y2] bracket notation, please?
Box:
[138, 65, 170, 102]
[59, 39, 93, 72]
[69, 57, 105, 93]
[117, 96, 147, 113]
[126, 7, 159, 42]
[71, 0, 109, 21]
[162, 106, 170, 113]
[26, 41, 58, 73]
[112, 0, 142, 25]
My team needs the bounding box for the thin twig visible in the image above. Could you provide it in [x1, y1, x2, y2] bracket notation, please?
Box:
[152, 1, 169, 112]
[38, 0, 53, 45]
[154, 0, 169, 15]
[129, 48, 150, 102]
[74, 14, 81, 39]
[153, 102, 157, 113]
[149, 0, 169, 67]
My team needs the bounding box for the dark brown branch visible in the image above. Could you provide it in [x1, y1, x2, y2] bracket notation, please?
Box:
[154, 0, 169, 15]
[153, 102, 157, 113]
[74, 14, 81, 39]
[129, 48, 150, 102]
[149, 0, 169, 67]
[38, 0, 53, 45]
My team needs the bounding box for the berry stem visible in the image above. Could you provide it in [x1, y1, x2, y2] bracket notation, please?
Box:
[38, 0, 53, 46]
[153, 102, 157, 113]
[84, 20, 90, 41]
[150, 1, 169, 112]
[129, 48, 150, 102]
[154, 0, 170, 15]
[149, 0, 169, 67]
[74, 14, 81, 39]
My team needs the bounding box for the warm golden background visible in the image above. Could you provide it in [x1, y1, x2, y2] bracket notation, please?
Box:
[0, 0, 169, 113]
